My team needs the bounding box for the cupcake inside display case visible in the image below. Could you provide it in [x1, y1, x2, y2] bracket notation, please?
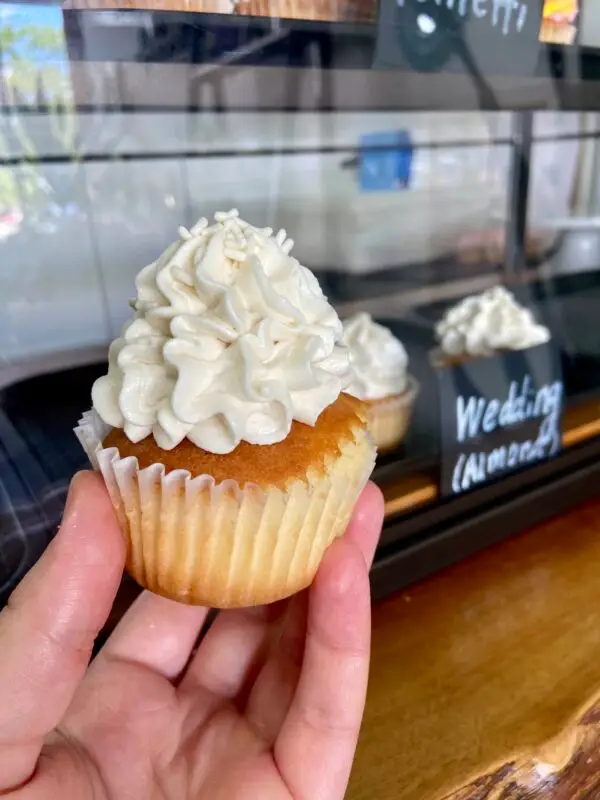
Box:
[427, 288, 562, 497]
[342, 313, 419, 453]
[431, 287, 551, 369]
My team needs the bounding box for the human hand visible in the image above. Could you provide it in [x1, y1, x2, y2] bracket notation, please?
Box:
[0, 471, 384, 799]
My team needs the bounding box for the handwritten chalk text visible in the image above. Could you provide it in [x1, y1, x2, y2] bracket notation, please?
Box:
[398, 0, 529, 36]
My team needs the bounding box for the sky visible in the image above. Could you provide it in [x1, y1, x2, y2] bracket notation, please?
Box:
[0, 3, 66, 62]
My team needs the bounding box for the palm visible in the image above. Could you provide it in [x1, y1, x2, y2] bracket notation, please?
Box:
[48, 599, 313, 799]
[0, 474, 383, 800]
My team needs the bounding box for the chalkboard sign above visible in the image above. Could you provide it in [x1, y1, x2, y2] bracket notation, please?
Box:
[374, 0, 545, 80]
[437, 343, 563, 497]
[404, 0, 530, 36]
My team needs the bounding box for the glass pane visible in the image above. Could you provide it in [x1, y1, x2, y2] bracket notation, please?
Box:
[2, 0, 600, 602]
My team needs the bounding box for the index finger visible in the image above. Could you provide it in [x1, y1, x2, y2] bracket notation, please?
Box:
[343, 481, 384, 568]
[274, 495, 380, 799]
[0, 471, 125, 792]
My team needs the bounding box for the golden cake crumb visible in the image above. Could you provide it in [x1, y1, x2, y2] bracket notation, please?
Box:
[103, 393, 368, 488]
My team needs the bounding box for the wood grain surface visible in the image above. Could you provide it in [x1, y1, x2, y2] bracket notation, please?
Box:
[348, 495, 600, 800]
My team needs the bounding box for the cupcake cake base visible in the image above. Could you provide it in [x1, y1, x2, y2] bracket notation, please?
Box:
[76, 394, 375, 608]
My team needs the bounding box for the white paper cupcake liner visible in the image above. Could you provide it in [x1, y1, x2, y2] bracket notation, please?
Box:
[366, 375, 419, 452]
[74, 409, 375, 607]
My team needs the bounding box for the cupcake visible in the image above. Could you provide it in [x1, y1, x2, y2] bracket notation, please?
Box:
[433, 286, 550, 367]
[342, 313, 418, 452]
[75, 210, 375, 608]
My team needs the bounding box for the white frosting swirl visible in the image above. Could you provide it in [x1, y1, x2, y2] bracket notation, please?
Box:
[92, 209, 351, 454]
[342, 313, 408, 401]
[435, 286, 550, 358]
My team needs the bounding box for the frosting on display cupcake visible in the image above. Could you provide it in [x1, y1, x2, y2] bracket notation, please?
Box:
[341, 313, 417, 453]
[435, 287, 550, 360]
[92, 209, 352, 454]
[342, 313, 408, 401]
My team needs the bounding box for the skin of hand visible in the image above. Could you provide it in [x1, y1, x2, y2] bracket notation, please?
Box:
[0, 471, 384, 800]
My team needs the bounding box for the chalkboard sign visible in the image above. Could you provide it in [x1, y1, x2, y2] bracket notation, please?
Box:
[374, 0, 545, 80]
[437, 342, 563, 497]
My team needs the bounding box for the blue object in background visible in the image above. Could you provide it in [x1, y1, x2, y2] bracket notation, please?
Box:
[359, 130, 413, 193]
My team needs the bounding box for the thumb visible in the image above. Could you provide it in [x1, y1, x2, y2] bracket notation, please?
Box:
[0, 471, 125, 792]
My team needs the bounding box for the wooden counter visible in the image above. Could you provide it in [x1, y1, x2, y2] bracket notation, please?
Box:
[97, 398, 600, 797]
[349, 495, 600, 800]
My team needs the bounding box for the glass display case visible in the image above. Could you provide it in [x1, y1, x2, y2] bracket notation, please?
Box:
[2, 0, 600, 605]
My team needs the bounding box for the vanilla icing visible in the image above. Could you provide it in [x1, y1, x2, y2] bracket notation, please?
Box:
[92, 210, 351, 454]
[435, 286, 550, 358]
[342, 313, 408, 401]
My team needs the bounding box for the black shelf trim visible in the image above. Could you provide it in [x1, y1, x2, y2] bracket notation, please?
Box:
[7, 128, 600, 168]
[0, 138, 514, 167]
[371, 434, 600, 601]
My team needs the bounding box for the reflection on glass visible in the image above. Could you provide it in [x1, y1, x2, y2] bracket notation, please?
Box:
[0, 4, 72, 241]
[539, 0, 580, 44]
[416, 12, 436, 35]
[1, 0, 600, 600]
[62, 0, 377, 23]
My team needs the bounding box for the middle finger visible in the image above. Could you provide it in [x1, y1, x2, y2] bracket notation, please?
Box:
[94, 590, 210, 680]
[243, 482, 383, 741]
[177, 601, 286, 712]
